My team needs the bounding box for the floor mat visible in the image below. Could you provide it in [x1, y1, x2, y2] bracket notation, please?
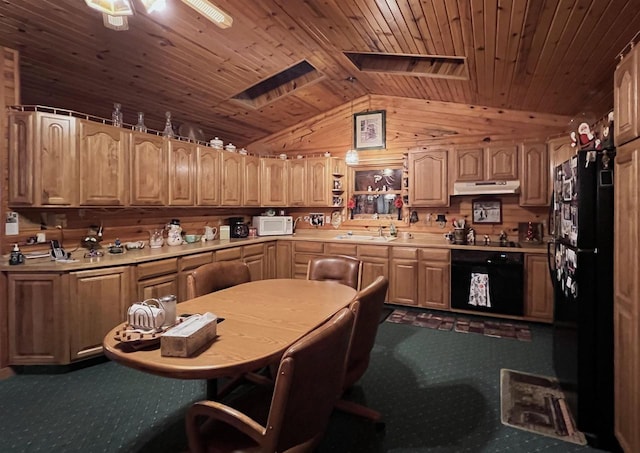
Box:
[500, 369, 586, 445]
[385, 309, 531, 341]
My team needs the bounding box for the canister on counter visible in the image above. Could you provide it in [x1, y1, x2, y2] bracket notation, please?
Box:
[219, 225, 230, 240]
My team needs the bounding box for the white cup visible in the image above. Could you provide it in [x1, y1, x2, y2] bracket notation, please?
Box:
[401, 232, 413, 240]
[36, 232, 46, 243]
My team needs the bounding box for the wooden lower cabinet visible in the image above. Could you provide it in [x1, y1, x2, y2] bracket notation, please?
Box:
[276, 241, 293, 278]
[243, 244, 265, 281]
[417, 249, 450, 310]
[178, 252, 214, 301]
[136, 258, 179, 300]
[293, 241, 325, 279]
[265, 242, 277, 279]
[524, 255, 553, 322]
[69, 267, 130, 361]
[358, 245, 389, 294]
[8, 273, 68, 364]
[389, 247, 419, 305]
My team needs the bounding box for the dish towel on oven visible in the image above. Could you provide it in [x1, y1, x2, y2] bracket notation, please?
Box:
[468, 272, 491, 307]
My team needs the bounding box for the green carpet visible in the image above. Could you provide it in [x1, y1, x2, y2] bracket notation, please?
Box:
[0, 310, 608, 452]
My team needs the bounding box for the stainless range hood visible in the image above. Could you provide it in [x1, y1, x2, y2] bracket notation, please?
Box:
[453, 180, 520, 195]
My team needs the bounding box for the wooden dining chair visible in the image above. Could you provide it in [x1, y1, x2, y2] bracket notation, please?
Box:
[335, 275, 389, 426]
[186, 307, 356, 453]
[306, 255, 363, 290]
[186, 261, 251, 300]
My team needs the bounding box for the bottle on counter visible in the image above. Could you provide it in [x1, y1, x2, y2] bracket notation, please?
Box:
[9, 243, 25, 265]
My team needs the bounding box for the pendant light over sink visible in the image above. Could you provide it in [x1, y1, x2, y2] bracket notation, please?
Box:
[345, 77, 359, 166]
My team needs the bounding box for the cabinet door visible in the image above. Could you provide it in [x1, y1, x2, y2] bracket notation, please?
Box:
[307, 157, 330, 206]
[265, 242, 277, 279]
[486, 145, 518, 180]
[168, 140, 196, 206]
[242, 155, 261, 206]
[409, 149, 449, 207]
[137, 274, 179, 301]
[178, 252, 214, 301]
[261, 158, 288, 206]
[130, 132, 166, 205]
[358, 245, 389, 294]
[276, 241, 292, 278]
[454, 147, 484, 181]
[418, 249, 450, 310]
[288, 160, 306, 206]
[221, 152, 243, 206]
[69, 267, 130, 361]
[38, 113, 77, 205]
[8, 112, 35, 205]
[520, 143, 549, 206]
[547, 136, 575, 195]
[524, 255, 553, 321]
[389, 248, 419, 305]
[243, 244, 265, 281]
[78, 120, 128, 206]
[197, 146, 221, 205]
[614, 46, 638, 146]
[613, 140, 640, 453]
[8, 273, 67, 364]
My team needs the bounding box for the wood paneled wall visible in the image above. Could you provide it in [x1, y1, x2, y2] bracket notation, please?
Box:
[248, 94, 571, 155]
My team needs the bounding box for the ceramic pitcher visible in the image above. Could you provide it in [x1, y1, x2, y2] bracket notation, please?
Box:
[204, 226, 217, 241]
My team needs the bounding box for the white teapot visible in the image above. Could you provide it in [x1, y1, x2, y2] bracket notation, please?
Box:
[166, 223, 183, 246]
[203, 225, 217, 241]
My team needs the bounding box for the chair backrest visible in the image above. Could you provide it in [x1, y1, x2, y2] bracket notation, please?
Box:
[186, 261, 251, 300]
[306, 255, 362, 290]
[344, 275, 389, 389]
[266, 307, 355, 452]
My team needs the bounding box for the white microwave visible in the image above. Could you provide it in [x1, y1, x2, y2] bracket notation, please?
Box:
[253, 216, 293, 236]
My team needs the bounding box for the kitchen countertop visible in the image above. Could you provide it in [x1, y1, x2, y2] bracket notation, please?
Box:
[0, 231, 549, 272]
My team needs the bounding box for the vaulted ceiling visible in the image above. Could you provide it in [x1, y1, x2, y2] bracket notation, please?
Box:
[1, 0, 639, 147]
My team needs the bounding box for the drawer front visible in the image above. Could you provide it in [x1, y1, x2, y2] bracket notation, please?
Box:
[391, 247, 418, 260]
[358, 245, 389, 258]
[420, 248, 450, 262]
[294, 241, 325, 254]
[243, 243, 265, 257]
[179, 252, 213, 271]
[216, 247, 243, 261]
[137, 258, 178, 279]
[325, 243, 358, 256]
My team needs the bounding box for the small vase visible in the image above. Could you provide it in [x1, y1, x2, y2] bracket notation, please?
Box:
[162, 111, 175, 138]
[112, 103, 123, 127]
[133, 112, 147, 133]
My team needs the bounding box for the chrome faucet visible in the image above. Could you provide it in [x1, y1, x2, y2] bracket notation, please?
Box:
[293, 216, 302, 233]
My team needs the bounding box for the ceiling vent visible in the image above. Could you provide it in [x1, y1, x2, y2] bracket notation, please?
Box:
[344, 52, 467, 80]
[232, 60, 324, 108]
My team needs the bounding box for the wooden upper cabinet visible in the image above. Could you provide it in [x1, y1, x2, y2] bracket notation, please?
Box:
[242, 154, 261, 206]
[307, 157, 331, 206]
[288, 159, 306, 206]
[38, 113, 77, 205]
[614, 44, 639, 146]
[520, 142, 549, 206]
[168, 140, 196, 206]
[486, 145, 518, 180]
[261, 158, 288, 206]
[78, 120, 128, 206]
[221, 151, 243, 206]
[409, 149, 449, 207]
[130, 132, 166, 205]
[8, 112, 34, 205]
[454, 147, 484, 181]
[196, 146, 221, 206]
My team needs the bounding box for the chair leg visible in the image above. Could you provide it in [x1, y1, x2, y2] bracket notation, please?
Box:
[334, 398, 385, 430]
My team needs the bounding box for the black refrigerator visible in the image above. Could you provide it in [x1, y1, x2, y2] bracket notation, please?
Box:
[548, 148, 617, 448]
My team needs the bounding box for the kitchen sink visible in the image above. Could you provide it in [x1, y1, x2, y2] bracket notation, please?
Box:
[334, 234, 397, 242]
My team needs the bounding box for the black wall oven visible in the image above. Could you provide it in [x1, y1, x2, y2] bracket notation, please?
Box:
[450, 249, 524, 316]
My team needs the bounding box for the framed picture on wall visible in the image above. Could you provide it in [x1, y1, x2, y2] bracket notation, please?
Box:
[472, 198, 502, 224]
[354, 110, 386, 150]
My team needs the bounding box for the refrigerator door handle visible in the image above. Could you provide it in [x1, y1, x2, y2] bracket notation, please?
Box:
[547, 240, 557, 283]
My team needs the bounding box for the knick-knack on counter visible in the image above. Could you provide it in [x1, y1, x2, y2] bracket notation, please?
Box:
[347, 196, 356, 220]
[112, 103, 123, 127]
[133, 112, 147, 132]
[162, 111, 175, 138]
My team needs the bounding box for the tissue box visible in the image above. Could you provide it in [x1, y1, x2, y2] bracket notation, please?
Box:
[161, 313, 217, 357]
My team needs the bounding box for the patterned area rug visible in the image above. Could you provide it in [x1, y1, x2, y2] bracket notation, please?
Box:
[385, 309, 532, 341]
[500, 369, 587, 445]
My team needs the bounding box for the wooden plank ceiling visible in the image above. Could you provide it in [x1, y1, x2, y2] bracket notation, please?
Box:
[0, 0, 638, 147]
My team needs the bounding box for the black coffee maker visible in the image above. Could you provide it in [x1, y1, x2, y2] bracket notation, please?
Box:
[229, 217, 249, 238]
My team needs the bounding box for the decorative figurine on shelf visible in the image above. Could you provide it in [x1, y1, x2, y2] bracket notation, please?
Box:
[133, 112, 147, 132]
[526, 221, 535, 242]
[347, 196, 356, 220]
[162, 111, 175, 138]
[394, 195, 403, 220]
[112, 103, 123, 127]
[467, 228, 476, 245]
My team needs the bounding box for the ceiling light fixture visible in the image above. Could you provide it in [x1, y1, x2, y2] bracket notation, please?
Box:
[140, 0, 167, 13]
[345, 77, 359, 166]
[102, 13, 129, 30]
[85, 0, 134, 16]
[180, 0, 233, 28]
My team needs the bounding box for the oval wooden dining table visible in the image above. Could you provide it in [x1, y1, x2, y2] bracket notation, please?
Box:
[103, 279, 357, 396]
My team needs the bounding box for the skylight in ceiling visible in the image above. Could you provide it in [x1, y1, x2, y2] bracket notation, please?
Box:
[344, 52, 468, 80]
